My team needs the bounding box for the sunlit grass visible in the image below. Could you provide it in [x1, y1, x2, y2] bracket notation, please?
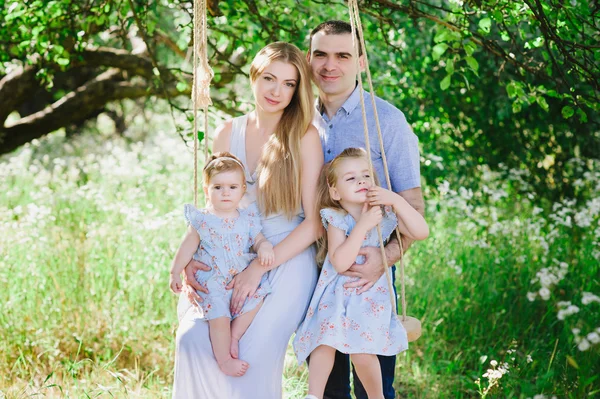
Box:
[1, 121, 598, 398]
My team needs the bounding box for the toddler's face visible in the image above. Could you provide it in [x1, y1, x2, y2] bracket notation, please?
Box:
[330, 158, 372, 205]
[205, 170, 246, 212]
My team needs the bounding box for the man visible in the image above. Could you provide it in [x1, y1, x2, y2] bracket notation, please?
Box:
[308, 20, 425, 399]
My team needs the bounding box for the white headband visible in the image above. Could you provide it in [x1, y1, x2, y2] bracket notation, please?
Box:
[205, 156, 246, 172]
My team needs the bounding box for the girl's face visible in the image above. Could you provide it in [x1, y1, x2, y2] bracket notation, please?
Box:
[329, 157, 373, 205]
[204, 169, 246, 212]
[252, 60, 299, 114]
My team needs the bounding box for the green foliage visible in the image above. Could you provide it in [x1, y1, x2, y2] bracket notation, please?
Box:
[1, 0, 598, 197]
[1, 119, 598, 397]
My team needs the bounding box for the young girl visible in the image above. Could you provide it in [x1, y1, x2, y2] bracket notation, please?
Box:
[293, 148, 429, 399]
[169, 152, 275, 377]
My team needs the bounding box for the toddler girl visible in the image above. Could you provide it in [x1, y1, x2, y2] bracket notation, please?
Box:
[293, 147, 429, 399]
[170, 152, 274, 377]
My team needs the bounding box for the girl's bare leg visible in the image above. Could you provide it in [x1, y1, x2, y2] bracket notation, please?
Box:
[307, 345, 336, 398]
[351, 353, 385, 399]
[208, 317, 249, 376]
[230, 301, 263, 359]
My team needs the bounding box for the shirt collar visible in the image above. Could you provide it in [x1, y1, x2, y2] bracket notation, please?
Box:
[315, 83, 362, 117]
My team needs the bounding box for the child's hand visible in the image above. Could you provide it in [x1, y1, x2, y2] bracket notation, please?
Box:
[258, 241, 275, 267]
[357, 202, 383, 231]
[367, 186, 398, 207]
[170, 273, 183, 294]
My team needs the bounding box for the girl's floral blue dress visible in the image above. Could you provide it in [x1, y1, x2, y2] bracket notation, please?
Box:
[184, 203, 271, 320]
[293, 207, 408, 364]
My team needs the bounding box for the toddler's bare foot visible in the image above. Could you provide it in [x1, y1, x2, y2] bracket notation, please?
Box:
[230, 336, 240, 359]
[218, 357, 249, 377]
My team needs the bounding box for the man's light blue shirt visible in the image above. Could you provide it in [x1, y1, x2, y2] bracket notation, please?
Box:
[314, 86, 421, 192]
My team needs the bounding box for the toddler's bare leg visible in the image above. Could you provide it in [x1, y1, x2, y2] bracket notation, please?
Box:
[230, 301, 263, 358]
[208, 317, 249, 377]
[307, 345, 336, 398]
[351, 353, 384, 399]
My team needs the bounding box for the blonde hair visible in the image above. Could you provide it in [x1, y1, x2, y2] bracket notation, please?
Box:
[203, 151, 246, 187]
[250, 42, 314, 219]
[316, 148, 374, 264]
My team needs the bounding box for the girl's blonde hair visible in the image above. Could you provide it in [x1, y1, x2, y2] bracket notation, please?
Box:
[250, 42, 314, 219]
[202, 151, 246, 187]
[316, 148, 375, 264]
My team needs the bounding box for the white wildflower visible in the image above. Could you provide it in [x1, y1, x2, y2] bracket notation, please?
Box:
[539, 287, 551, 301]
[586, 332, 600, 344]
[578, 339, 591, 351]
[582, 292, 600, 305]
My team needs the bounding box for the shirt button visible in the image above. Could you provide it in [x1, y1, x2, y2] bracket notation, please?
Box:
[329, 124, 333, 128]
[327, 149, 331, 154]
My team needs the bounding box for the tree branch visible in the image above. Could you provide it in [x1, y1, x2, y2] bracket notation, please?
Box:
[0, 69, 187, 155]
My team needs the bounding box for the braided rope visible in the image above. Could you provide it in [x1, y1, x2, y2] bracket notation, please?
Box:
[348, 0, 408, 321]
[192, 0, 213, 207]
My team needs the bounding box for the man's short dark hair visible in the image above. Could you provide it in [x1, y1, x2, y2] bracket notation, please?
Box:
[309, 20, 363, 56]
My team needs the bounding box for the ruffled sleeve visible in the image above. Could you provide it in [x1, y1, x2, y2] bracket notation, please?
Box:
[183, 204, 204, 231]
[244, 203, 263, 242]
[380, 205, 399, 239]
[320, 208, 349, 233]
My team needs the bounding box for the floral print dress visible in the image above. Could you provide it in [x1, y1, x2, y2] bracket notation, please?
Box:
[293, 207, 408, 364]
[184, 203, 271, 320]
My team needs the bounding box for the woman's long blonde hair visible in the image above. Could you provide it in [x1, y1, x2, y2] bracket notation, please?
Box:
[315, 148, 373, 264]
[251, 42, 314, 219]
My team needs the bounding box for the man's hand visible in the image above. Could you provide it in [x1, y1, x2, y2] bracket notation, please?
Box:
[183, 259, 211, 306]
[341, 246, 385, 294]
[226, 259, 265, 316]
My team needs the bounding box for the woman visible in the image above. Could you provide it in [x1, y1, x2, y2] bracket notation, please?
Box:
[172, 42, 323, 398]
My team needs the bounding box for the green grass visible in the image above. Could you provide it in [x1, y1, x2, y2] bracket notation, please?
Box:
[1, 124, 598, 398]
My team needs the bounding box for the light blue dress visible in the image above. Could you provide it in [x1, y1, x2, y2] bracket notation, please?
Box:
[293, 207, 408, 364]
[173, 114, 320, 399]
[183, 203, 271, 320]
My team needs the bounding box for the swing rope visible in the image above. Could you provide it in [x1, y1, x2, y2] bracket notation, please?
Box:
[192, 0, 213, 207]
[347, 0, 409, 323]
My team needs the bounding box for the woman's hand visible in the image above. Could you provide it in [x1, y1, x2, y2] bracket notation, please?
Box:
[366, 186, 398, 207]
[226, 259, 265, 315]
[182, 259, 211, 307]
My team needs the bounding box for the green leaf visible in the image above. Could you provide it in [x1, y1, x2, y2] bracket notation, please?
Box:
[512, 101, 522, 113]
[561, 105, 574, 119]
[445, 59, 454, 75]
[576, 108, 588, 123]
[432, 43, 449, 61]
[536, 96, 549, 111]
[506, 82, 517, 98]
[464, 42, 476, 57]
[479, 18, 492, 34]
[176, 81, 188, 92]
[465, 56, 479, 73]
[434, 29, 450, 43]
[440, 74, 452, 90]
[55, 57, 70, 66]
